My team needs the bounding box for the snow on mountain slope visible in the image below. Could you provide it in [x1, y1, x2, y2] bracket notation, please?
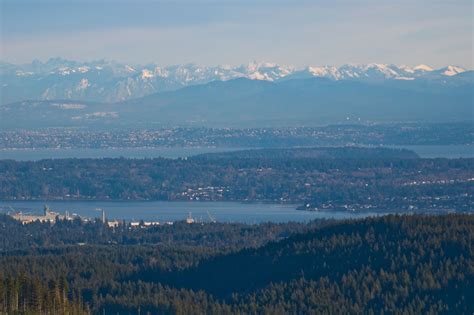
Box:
[439, 65, 466, 76]
[413, 64, 434, 72]
[0, 58, 468, 105]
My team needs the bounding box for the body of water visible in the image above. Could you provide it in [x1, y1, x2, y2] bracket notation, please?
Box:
[0, 145, 472, 160]
[0, 201, 387, 224]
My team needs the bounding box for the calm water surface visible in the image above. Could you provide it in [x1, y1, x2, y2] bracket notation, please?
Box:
[0, 201, 387, 223]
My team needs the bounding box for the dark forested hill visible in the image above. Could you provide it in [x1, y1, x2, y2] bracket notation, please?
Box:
[193, 146, 419, 160]
[1, 148, 472, 211]
[170, 215, 474, 298]
[1, 214, 472, 314]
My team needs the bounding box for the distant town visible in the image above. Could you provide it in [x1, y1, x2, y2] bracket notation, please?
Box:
[1, 122, 472, 149]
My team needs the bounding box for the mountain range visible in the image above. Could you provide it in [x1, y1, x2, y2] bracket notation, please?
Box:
[1, 58, 470, 105]
[0, 59, 472, 129]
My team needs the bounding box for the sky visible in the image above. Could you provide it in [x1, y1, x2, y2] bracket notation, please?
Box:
[1, 0, 472, 68]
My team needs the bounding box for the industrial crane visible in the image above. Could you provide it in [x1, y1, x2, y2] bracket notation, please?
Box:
[207, 210, 216, 223]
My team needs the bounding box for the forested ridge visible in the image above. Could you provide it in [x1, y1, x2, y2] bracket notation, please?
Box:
[1, 214, 472, 314]
[0, 274, 88, 314]
[1, 147, 472, 211]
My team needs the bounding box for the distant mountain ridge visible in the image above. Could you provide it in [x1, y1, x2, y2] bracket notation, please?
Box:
[1, 58, 470, 105]
[1, 75, 472, 129]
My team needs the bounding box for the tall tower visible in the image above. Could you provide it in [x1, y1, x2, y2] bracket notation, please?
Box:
[101, 209, 106, 223]
[44, 204, 50, 216]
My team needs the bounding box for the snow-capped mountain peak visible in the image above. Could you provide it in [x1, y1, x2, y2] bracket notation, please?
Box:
[1, 59, 470, 105]
[441, 65, 465, 76]
[413, 64, 434, 72]
[125, 65, 136, 73]
[141, 69, 154, 79]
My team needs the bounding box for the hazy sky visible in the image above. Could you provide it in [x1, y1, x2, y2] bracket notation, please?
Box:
[1, 0, 472, 68]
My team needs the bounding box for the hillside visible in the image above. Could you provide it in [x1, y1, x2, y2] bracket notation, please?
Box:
[119, 77, 473, 126]
[1, 150, 471, 211]
[192, 147, 419, 160]
[1, 76, 472, 129]
[167, 215, 473, 297]
[1, 214, 472, 314]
